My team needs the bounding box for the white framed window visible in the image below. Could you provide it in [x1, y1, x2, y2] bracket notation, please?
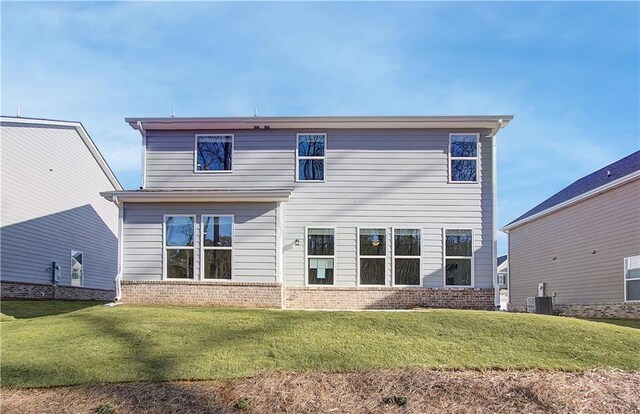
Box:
[163, 215, 195, 279]
[296, 133, 326, 182]
[195, 134, 234, 172]
[624, 255, 640, 302]
[497, 273, 506, 286]
[444, 229, 474, 286]
[392, 228, 421, 286]
[305, 227, 335, 285]
[201, 215, 233, 280]
[357, 228, 387, 286]
[449, 133, 479, 183]
[70, 250, 83, 287]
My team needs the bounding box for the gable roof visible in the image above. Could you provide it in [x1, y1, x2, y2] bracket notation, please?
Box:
[497, 255, 508, 267]
[125, 115, 513, 134]
[502, 150, 640, 231]
[0, 116, 123, 191]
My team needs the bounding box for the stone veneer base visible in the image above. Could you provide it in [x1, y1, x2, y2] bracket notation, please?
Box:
[508, 302, 640, 320]
[120, 281, 495, 310]
[1, 281, 114, 301]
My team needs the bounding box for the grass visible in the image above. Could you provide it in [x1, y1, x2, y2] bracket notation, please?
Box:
[1, 300, 100, 319]
[587, 318, 640, 329]
[1, 300, 639, 388]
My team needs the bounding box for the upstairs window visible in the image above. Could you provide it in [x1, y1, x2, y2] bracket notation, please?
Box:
[297, 133, 326, 181]
[307, 228, 335, 285]
[195, 134, 233, 172]
[202, 215, 233, 280]
[164, 215, 195, 279]
[70, 250, 83, 287]
[450, 133, 478, 182]
[393, 228, 421, 286]
[445, 229, 473, 286]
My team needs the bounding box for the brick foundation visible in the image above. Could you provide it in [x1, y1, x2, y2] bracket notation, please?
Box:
[508, 302, 640, 319]
[1, 281, 114, 301]
[284, 287, 495, 310]
[121, 280, 282, 308]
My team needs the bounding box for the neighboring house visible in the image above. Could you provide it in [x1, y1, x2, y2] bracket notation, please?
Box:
[497, 255, 508, 289]
[0, 116, 122, 300]
[502, 151, 640, 319]
[101, 115, 512, 310]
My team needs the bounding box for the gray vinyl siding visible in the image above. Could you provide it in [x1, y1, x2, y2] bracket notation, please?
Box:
[508, 178, 640, 305]
[0, 122, 119, 290]
[140, 128, 494, 288]
[123, 202, 277, 282]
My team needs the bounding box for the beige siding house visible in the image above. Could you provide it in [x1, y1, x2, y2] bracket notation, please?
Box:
[101, 115, 512, 310]
[502, 151, 640, 319]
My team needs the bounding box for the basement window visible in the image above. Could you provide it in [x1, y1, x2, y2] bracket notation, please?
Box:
[449, 133, 478, 182]
[445, 229, 473, 286]
[164, 215, 195, 279]
[195, 134, 233, 172]
[307, 228, 335, 285]
[624, 255, 640, 302]
[202, 215, 233, 280]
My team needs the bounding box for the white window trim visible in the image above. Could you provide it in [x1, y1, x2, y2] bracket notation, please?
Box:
[356, 227, 388, 287]
[200, 214, 234, 281]
[442, 228, 475, 287]
[448, 133, 480, 184]
[162, 214, 196, 281]
[194, 134, 234, 173]
[391, 227, 422, 287]
[624, 255, 640, 303]
[304, 226, 337, 286]
[70, 249, 83, 287]
[296, 133, 327, 183]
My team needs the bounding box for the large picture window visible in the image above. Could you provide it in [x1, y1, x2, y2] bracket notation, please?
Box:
[195, 134, 233, 172]
[624, 255, 640, 302]
[450, 133, 478, 182]
[307, 228, 335, 285]
[70, 250, 83, 287]
[297, 133, 326, 181]
[358, 228, 386, 285]
[164, 215, 195, 279]
[393, 228, 421, 286]
[202, 215, 233, 280]
[445, 229, 473, 286]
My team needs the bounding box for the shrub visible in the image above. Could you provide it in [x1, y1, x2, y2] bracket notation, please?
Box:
[234, 397, 251, 410]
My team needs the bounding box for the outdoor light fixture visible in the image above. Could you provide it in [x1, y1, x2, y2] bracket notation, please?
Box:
[295, 239, 300, 246]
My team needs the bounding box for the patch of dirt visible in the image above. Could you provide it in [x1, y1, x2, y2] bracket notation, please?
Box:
[2, 369, 639, 413]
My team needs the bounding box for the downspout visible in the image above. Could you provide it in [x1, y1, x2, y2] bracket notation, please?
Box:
[491, 121, 504, 309]
[137, 121, 147, 189]
[105, 196, 124, 305]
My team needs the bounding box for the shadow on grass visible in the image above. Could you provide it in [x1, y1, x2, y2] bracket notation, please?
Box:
[587, 319, 640, 329]
[0, 300, 103, 319]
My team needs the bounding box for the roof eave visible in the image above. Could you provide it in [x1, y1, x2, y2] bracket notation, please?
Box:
[100, 189, 293, 203]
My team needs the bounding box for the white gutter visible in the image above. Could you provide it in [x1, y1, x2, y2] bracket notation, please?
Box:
[501, 169, 640, 232]
[101, 189, 293, 203]
[137, 121, 147, 189]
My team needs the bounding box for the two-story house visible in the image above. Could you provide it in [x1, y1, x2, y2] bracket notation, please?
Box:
[101, 115, 512, 309]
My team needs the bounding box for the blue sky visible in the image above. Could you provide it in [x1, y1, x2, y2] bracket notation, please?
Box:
[2, 1, 639, 254]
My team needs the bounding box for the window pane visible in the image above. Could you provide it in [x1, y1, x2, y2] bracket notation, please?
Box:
[394, 258, 420, 285]
[196, 135, 233, 171]
[71, 250, 82, 286]
[625, 256, 640, 279]
[299, 159, 325, 181]
[298, 134, 325, 156]
[165, 216, 194, 246]
[451, 159, 477, 182]
[627, 280, 640, 301]
[166, 249, 194, 279]
[203, 250, 232, 280]
[360, 258, 385, 285]
[359, 228, 385, 256]
[308, 228, 334, 255]
[446, 230, 472, 257]
[450, 135, 477, 157]
[308, 258, 334, 285]
[394, 229, 420, 256]
[446, 258, 472, 286]
[203, 216, 233, 247]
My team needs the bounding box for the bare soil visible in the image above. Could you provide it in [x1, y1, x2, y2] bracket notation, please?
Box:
[2, 369, 639, 414]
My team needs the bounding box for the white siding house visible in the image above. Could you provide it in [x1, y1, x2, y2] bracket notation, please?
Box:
[1, 117, 122, 300]
[102, 115, 512, 309]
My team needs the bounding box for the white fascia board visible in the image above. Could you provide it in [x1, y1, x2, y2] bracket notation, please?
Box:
[1, 116, 123, 191]
[501, 170, 640, 232]
[100, 189, 292, 203]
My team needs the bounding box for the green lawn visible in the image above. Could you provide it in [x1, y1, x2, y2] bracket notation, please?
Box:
[1, 301, 639, 388]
